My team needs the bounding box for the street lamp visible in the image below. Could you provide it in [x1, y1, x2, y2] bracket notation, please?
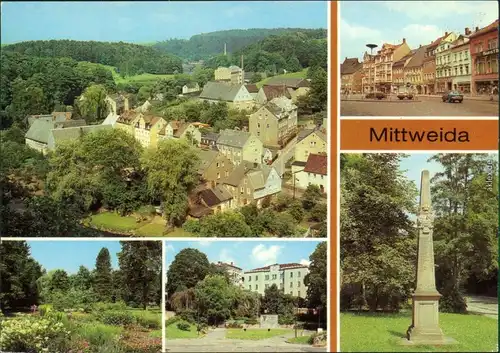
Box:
[366, 44, 378, 93]
[292, 170, 302, 199]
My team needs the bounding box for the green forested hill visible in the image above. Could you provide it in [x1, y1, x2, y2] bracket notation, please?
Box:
[153, 28, 326, 60]
[2, 40, 183, 76]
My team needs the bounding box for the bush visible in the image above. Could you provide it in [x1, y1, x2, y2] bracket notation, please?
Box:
[178, 309, 197, 323]
[39, 303, 53, 316]
[244, 318, 258, 325]
[98, 310, 134, 326]
[131, 311, 161, 329]
[177, 322, 191, 331]
[226, 322, 243, 328]
[183, 219, 200, 234]
[76, 322, 122, 348]
[165, 315, 181, 327]
[0, 316, 71, 352]
[92, 301, 128, 312]
[439, 287, 467, 313]
[121, 330, 161, 353]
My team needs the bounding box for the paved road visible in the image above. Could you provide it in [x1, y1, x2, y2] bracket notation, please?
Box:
[466, 295, 498, 320]
[272, 137, 297, 177]
[166, 328, 327, 352]
[341, 96, 498, 116]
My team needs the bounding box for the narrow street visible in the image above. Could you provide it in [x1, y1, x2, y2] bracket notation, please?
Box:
[466, 296, 498, 320]
[272, 136, 297, 177]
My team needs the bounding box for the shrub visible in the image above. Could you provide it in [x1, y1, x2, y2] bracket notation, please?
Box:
[177, 322, 191, 331]
[183, 219, 200, 233]
[121, 330, 161, 353]
[226, 322, 243, 328]
[165, 315, 181, 327]
[76, 322, 122, 348]
[244, 318, 258, 325]
[179, 309, 197, 323]
[439, 288, 467, 313]
[92, 301, 128, 312]
[132, 311, 161, 329]
[98, 310, 134, 326]
[0, 316, 71, 352]
[39, 303, 53, 316]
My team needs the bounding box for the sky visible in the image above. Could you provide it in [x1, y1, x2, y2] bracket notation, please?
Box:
[1, 1, 327, 44]
[340, 1, 499, 60]
[27, 241, 122, 274]
[165, 240, 323, 272]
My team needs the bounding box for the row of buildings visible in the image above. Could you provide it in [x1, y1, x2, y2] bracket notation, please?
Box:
[215, 261, 309, 299]
[341, 19, 498, 95]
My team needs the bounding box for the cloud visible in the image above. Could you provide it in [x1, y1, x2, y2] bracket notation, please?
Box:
[251, 244, 282, 266]
[300, 259, 311, 267]
[224, 6, 251, 18]
[218, 248, 235, 265]
[382, 1, 498, 25]
[340, 19, 381, 41]
[165, 244, 175, 253]
[197, 240, 213, 247]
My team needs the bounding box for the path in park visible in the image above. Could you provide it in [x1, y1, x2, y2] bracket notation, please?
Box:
[466, 296, 498, 320]
[166, 328, 327, 352]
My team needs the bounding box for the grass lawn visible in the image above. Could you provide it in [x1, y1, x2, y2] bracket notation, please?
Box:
[150, 329, 162, 338]
[226, 329, 293, 340]
[135, 222, 166, 236]
[166, 321, 200, 339]
[165, 227, 194, 237]
[100, 64, 174, 84]
[89, 212, 143, 232]
[340, 312, 497, 352]
[287, 335, 312, 344]
[256, 68, 308, 88]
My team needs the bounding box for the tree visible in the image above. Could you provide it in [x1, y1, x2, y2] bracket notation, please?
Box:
[302, 184, 322, 210]
[76, 84, 109, 123]
[195, 212, 254, 237]
[166, 248, 211, 300]
[50, 269, 70, 292]
[73, 265, 93, 291]
[250, 73, 263, 84]
[195, 275, 236, 325]
[429, 153, 498, 312]
[46, 128, 145, 214]
[233, 288, 260, 318]
[118, 241, 162, 309]
[94, 247, 113, 302]
[0, 241, 42, 311]
[306, 66, 327, 112]
[261, 284, 296, 324]
[340, 154, 417, 311]
[142, 139, 199, 228]
[304, 242, 327, 311]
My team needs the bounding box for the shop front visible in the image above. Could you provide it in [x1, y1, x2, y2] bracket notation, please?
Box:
[474, 79, 499, 94]
[452, 78, 471, 94]
[436, 78, 452, 93]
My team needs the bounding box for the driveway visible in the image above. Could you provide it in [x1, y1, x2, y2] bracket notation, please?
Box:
[466, 295, 498, 320]
[166, 328, 327, 352]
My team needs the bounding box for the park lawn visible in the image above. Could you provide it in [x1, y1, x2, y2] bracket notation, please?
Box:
[165, 227, 194, 237]
[166, 321, 199, 339]
[135, 222, 166, 236]
[340, 312, 497, 352]
[287, 335, 312, 344]
[256, 68, 308, 88]
[89, 212, 143, 232]
[150, 329, 162, 338]
[100, 64, 174, 84]
[227, 329, 293, 340]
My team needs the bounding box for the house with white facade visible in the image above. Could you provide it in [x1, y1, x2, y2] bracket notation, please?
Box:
[199, 82, 255, 110]
[295, 153, 328, 194]
[244, 263, 309, 298]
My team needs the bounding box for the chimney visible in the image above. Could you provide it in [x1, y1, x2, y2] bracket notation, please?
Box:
[475, 26, 479, 32]
[445, 32, 448, 36]
[402, 38, 406, 43]
[241, 55, 244, 71]
[465, 27, 471, 36]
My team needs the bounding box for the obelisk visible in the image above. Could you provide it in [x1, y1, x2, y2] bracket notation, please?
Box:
[407, 170, 446, 344]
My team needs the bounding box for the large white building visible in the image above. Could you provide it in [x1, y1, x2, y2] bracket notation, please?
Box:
[243, 263, 309, 299]
[214, 261, 244, 287]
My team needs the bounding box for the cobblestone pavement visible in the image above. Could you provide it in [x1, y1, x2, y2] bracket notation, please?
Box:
[340, 96, 498, 116]
[466, 296, 498, 320]
[166, 328, 327, 352]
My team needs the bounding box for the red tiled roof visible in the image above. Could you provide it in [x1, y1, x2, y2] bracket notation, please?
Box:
[469, 20, 499, 39]
[303, 154, 327, 175]
[245, 84, 259, 93]
[245, 263, 307, 273]
[262, 85, 292, 100]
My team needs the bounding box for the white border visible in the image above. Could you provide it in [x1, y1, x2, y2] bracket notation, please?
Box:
[336, 2, 341, 352]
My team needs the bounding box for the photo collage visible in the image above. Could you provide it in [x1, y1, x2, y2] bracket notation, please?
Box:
[0, 1, 498, 352]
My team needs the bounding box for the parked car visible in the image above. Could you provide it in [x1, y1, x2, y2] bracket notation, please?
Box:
[365, 92, 387, 100]
[397, 92, 414, 100]
[442, 91, 464, 103]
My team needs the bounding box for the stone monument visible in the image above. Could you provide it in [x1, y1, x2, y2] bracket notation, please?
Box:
[260, 314, 279, 329]
[405, 170, 454, 345]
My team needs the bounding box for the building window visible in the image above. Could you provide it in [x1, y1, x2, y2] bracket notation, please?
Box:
[280, 273, 284, 279]
[488, 39, 498, 50]
[265, 275, 269, 280]
[249, 276, 251, 281]
[266, 124, 270, 128]
[297, 281, 301, 287]
[217, 172, 220, 179]
[290, 291, 293, 295]
[249, 285, 251, 290]
[257, 123, 260, 128]
[272, 274, 277, 280]
[290, 272, 293, 278]
[290, 282, 293, 288]
[256, 284, 258, 290]
[255, 275, 258, 280]
[265, 284, 269, 289]
[298, 271, 301, 277]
